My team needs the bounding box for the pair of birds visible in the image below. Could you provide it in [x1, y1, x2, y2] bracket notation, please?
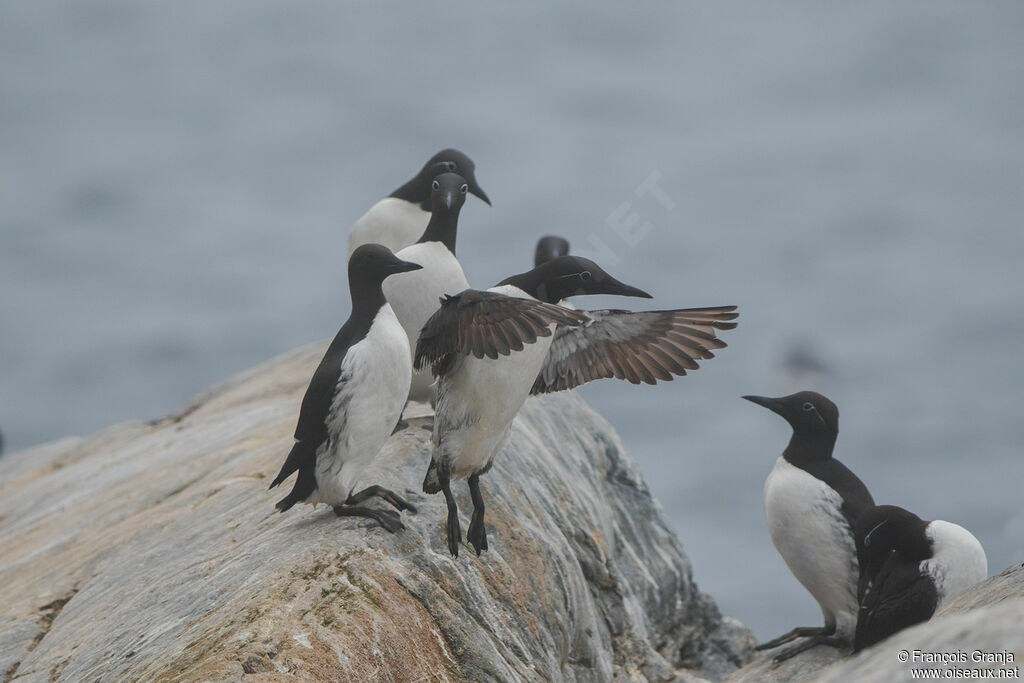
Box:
[744, 391, 988, 661]
[270, 149, 739, 558]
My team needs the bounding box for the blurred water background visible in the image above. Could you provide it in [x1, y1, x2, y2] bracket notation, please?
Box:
[2, 1, 1022, 639]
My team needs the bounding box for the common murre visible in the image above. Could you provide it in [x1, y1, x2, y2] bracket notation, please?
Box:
[533, 235, 570, 266]
[269, 244, 422, 531]
[743, 391, 875, 663]
[415, 256, 738, 557]
[346, 148, 489, 260]
[853, 504, 987, 651]
[383, 172, 474, 403]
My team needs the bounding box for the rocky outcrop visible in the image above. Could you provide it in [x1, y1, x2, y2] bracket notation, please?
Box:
[727, 563, 1024, 683]
[0, 342, 753, 682]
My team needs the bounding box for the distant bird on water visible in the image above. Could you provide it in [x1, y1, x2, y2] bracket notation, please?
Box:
[383, 172, 475, 403]
[534, 235, 570, 266]
[853, 504, 987, 651]
[416, 256, 738, 557]
[347, 149, 489, 260]
[269, 244, 423, 532]
[742, 391, 875, 663]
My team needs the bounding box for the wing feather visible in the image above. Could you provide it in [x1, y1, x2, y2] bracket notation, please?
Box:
[414, 290, 588, 375]
[532, 305, 738, 394]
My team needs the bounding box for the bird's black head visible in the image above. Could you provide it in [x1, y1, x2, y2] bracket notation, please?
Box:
[392, 148, 490, 208]
[348, 243, 422, 284]
[429, 172, 471, 216]
[499, 255, 653, 304]
[534, 235, 571, 267]
[743, 390, 839, 439]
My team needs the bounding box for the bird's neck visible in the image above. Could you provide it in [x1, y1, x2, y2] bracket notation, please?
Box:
[389, 178, 430, 210]
[782, 431, 837, 467]
[498, 270, 555, 303]
[348, 278, 387, 329]
[417, 210, 459, 254]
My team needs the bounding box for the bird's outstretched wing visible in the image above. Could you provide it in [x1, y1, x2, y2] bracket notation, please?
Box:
[531, 306, 738, 394]
[414, 290, 588, 374]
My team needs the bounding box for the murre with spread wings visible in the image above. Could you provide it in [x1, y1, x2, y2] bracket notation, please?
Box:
[269, 244, 422, 531]
[742, 391, 875, 663]
[346, 149, 489, 260]
[415, 256, 738, 557]
[853, 504, 987, 651]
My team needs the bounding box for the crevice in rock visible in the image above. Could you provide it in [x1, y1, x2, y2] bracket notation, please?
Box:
[36, 589, 78, 645]
[3, 588, 79, 683]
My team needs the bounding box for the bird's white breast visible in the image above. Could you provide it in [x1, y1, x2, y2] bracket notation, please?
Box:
[346, 197, 430, 260]
[433, 284, 553, 479]
[309, 304, 411, 505]
[922, 520, 988, 607]
[383, 241, 469, 401]
[763, 456, 860, 635]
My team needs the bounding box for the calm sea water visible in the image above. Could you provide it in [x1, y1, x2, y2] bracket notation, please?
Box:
[2, 1, 1022, 639]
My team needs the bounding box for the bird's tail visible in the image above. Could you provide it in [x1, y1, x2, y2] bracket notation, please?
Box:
[269, 441, 304, 490]
[269, 441, 316, 512]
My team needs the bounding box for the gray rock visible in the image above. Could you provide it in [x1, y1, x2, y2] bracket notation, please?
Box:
[727, 564, 1024, 683]
[0, 342, 753, 682]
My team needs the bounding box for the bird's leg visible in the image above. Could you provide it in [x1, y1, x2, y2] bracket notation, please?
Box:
[332, 505, 404, 534]
[466, 473, 488, 556]
[770, 633, 847, 665]
[755, 626, 831, 650]
[347, 485, 417, 513]
[438, 469, 461, 557]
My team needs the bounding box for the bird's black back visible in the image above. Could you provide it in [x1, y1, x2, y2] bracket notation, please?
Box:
[797, 456, 876, 531]
[854, 550, 938, 651]
[269, 316, 370, 510]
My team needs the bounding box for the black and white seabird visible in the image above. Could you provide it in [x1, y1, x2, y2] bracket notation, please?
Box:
[415, 256, 739, 557]
[534, 235, 570, 266]
[853, 504, 987, 651]
[742, 391, 875, 663]
[346, 149, 489, 259]
[383, 172, 474, 402]
[269, 244, 423, 531]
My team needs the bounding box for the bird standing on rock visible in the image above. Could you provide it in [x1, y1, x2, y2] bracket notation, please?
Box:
[853, 504, 987, 651]
[269, 244, 423, 532]
[383, 172, 476, 403]
[743, 391, 875, 663]
[346, 148, 489, 260]
[416, 256, 738, 557]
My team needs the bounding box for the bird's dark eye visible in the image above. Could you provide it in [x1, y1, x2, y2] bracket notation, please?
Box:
[802, 402, 814, 411]
[446, 161, 457, 172]
[432, 180, 440, 191]
[579, 271, 592, 281]
[460, 184, 468, 194]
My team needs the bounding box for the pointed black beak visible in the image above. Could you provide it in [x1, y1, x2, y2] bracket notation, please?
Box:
[389, 258, 423, 273]
[469, 182, 491, 206]
[443, 191, 454, 211]
[600, 276, 653, 299]
[742, 394, 787, 418]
